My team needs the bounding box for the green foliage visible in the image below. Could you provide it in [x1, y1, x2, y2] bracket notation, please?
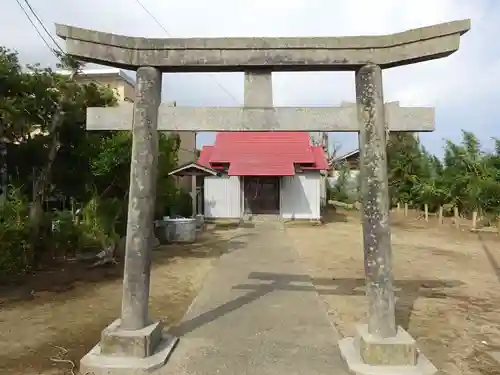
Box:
[0, 46, 184, 278]
[169, 189, 193, 218]
[387, 131, 500, 219]
[329, 164, 355, 203]
[387, 133, 431, 206]
[78, 195, 122, 250]
[50, 210, 80, 256]
[0, 187, 30, 277]
[155, 133, 181, 218]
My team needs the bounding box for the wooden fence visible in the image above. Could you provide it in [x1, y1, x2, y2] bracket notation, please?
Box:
[394, 202, 500, 234]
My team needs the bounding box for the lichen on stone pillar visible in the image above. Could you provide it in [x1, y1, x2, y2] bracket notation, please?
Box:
[120, 66, 162, 331]
[355, 63, 397, 338]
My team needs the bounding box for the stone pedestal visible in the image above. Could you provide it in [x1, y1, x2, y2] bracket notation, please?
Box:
[80, 319, 178, 375]
[339, 324, 437, 375]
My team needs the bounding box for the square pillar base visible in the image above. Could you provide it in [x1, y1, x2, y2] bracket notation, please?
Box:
[80, 319, 178, 375]
[338, 324, 437, 375]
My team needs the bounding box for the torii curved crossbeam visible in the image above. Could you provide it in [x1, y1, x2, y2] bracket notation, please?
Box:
[55, 19, 470, 72]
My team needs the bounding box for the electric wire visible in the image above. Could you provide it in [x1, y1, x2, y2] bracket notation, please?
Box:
[133, 0, 241, 106]
[21, 0, 64, 53]
[16, 0, 203, 157]
[13, 0, 60, 59]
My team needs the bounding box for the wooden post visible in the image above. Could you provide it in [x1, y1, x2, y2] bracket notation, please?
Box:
[404, 203, 408, 217]
[497, 216, 500, 235]
[424, 204, 429, 222]
[472, 211, 478, 230]
[454, 206, 460, 229]
[438, 205, 443, 224]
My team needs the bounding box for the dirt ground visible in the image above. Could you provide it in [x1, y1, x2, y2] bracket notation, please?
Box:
[286, 208, 500, 375]
[2, 212, 500, 375]
[0, 225, 240, 375]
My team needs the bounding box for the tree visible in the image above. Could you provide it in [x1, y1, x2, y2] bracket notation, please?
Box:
[387, 130, 500, 221]
[386, 133, 430, 206]
[1, 45, 187, 276]
[0, 47, 27, 205]
[1, 47, 117, 268]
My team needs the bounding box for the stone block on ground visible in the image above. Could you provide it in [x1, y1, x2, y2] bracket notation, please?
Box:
[339, 324, 437, 375]
[100, 319, 163, 358]
[80, 319, 178, 375]
[358, 324, 417, 366]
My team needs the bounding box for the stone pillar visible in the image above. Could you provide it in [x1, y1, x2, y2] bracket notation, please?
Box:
[339, 64, 437, 374]
[121, 66, 162, 330]
[243, 71, 273, 218]
[244, 71, 273, 107]
[355, 63, 396, 338]
[80, 67, 178, 375]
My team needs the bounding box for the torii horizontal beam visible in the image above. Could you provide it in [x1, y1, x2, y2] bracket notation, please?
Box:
[55, 20, 470, 72]
[86, 102, 434, 132]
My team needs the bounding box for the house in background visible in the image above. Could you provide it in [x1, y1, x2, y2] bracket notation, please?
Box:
[57, 68, 197, 191]
[58, 68, 137, 103]
[169, 132, 329, 220]
[332, 149, 360, 170]
[328, 149, 361, 195]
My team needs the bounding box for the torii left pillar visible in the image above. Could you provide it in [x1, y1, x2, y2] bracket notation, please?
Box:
[79, 67, 178, 375]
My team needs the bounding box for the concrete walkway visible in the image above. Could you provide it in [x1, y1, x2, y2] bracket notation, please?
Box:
[159, 220, 349, 375]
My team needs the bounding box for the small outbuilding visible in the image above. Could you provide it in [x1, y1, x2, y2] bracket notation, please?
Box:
[169, 132, 329, 220]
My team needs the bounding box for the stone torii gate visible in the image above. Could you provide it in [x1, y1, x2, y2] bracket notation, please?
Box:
[55, 19, 470, 375]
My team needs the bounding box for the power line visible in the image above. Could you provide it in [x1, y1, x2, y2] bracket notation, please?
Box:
[14, 0, 59, 59]
[16, 1, 199, 159]
[133, 0, 241, 106]
[21, 0, 64, 53]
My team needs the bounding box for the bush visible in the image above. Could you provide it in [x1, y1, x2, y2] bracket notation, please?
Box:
[0, 187, 31, 278]
[50, 210, 80, 257]
[329, 166, 359, 203]
[169, 189, 193, 218]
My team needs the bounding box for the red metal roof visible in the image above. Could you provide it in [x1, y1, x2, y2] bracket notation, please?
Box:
[197, 132, 328, 176]
[198, 146, 214, 167]
[310, 146, 329, 170]
[228, 159, 296, 176]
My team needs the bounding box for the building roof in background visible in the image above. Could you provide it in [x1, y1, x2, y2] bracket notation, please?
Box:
[168, 162, 218, 177]
[197, 132, 328, 176]
[334, 149, 359, 161]
[56, 68, 136, 87]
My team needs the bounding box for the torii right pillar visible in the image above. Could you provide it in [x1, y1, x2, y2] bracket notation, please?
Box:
[339, 68, 435, 373]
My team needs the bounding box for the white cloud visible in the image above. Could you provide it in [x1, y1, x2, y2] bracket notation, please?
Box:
[1, 0, 498, 153]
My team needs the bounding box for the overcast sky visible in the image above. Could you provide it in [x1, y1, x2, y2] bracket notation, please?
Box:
[1, 0, 497, 156]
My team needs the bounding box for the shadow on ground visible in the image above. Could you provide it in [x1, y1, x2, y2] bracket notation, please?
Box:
[0, 227, 246, 308]
[170, 271, 463, 336]
[321, 207, 350, 224]
[0, 228, 246, 375]
[478, 232, 500, 284]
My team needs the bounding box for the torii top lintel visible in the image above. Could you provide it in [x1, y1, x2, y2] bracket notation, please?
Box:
[55, 20, 470, 73]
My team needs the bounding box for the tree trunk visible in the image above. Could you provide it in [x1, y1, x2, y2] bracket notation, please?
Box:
[27, 68, 79, 269]
[0, 120, 7, 206]
[28, 109, 63, 268]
